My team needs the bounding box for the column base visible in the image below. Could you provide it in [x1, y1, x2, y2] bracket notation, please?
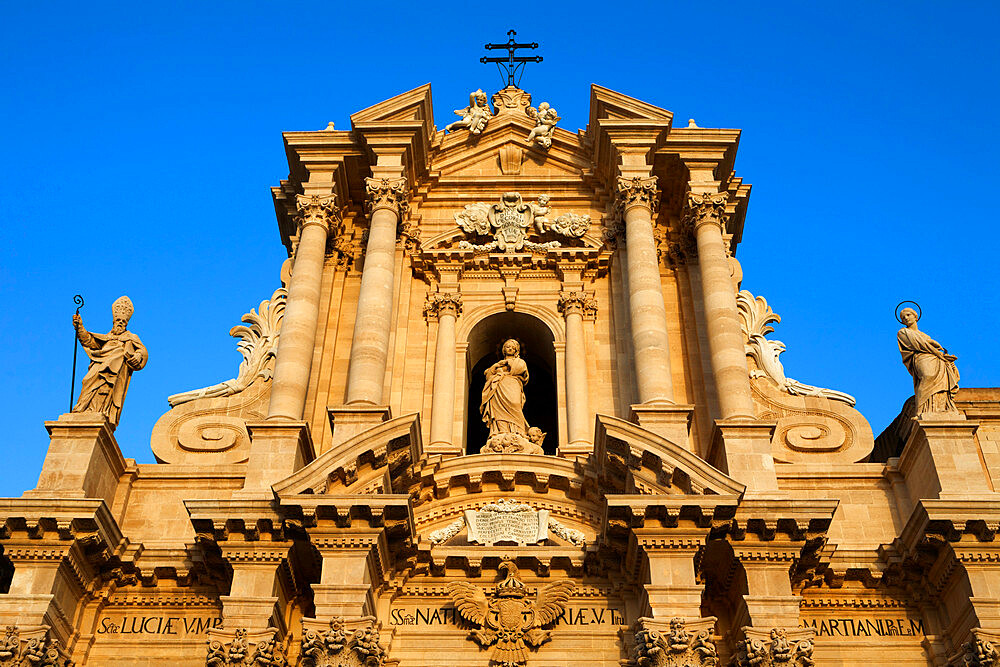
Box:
[899, 417, 992, 500]
[236, 421, 315, 497]
[708, 419, 778, 495]
[327, 406, 392, 449]
[24, 412, 125, 506]
[629, 403, 695, 449]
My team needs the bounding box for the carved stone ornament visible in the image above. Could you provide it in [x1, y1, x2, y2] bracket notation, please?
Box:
[364, 177, 409, 217]
[455, 192, 590, 253]
[0, 626, 72, 667]
[295, 193, 339, 232]
[633, 618, 718, 667]
[445, 89, 492, 135]
[682, 191, 728, 232]
[730, 628, 814, 667]
[492, 86, 532, 115]
[423, 292, 463, 319]
[525, 101, 560, 148]
[557, 291, 598, 319]
[299, 617, 387, 667]
[205, 628, 290, 667]
[960, 630, 1000, 666]
[736, 289, 856, 405]
[427, 499, 585, 546]
[615, 176, 661, 215]
[168, 286, 286, 406]
[448, 559, 574, 667]
[897, 306, 961, 417]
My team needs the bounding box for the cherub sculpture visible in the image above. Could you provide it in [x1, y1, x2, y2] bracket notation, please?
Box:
[526, 101, 560, 148]
[528, 195, 551, 234]
[446, 89, 492, 135]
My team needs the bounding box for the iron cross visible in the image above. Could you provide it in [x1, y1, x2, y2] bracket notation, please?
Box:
[481, 30, 542, 88]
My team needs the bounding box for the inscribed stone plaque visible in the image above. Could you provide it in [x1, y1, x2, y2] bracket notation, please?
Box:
[464, 499, 549, 546]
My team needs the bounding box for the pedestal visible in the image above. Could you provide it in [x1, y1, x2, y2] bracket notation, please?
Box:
[899, 417, 988, 501]
[237, 421, 315, 496]
[708, 419, 778, 495]
[327, 406, 392, 449]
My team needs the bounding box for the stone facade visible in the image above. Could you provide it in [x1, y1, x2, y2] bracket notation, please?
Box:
[2, 83, 998, 666]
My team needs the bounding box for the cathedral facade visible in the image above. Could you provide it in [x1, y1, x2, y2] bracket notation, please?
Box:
[2, 83, 999, 666]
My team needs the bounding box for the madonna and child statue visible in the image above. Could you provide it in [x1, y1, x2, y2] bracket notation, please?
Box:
[479, 339, 546, 454]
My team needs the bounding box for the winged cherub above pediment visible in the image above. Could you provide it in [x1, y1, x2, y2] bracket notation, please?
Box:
[455, 192, 591, 253]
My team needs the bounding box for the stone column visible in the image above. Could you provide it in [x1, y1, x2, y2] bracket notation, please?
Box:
[426, 292, 463, 452]
[616, 176, 675, 404]
[686, 191, 755, 419]
[267, 194, 338, 420]
[558, 291, 596, 449]
[345, 177, 408, 405]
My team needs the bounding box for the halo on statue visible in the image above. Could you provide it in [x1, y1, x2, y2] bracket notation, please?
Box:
[894, 300, 922, 324]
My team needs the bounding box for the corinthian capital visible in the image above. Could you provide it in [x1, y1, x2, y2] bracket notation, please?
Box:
[424, 292, 463, 319]
[684, 191, 729, 231]
[295, 193, 339, 232]
[365, 177, 410, 217]
[614, 176, 660, 215]
[558, 291, 597, 320]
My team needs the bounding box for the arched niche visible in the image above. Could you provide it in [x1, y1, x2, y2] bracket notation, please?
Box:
[464, 312, 559, 455]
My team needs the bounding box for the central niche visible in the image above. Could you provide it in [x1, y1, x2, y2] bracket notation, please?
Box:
[465, 312, 558, 455]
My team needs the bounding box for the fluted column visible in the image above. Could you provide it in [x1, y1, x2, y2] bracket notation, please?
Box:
[267, 194, 338, 420]
[345, 177, 409, 405]
[558, 291, 595, 447]
[426, 292, 462, 450]
[686, 191, 755, 419]
[616, 176, 675, 404]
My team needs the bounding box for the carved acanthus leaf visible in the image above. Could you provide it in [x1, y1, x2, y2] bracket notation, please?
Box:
[0, 626, 72, 667]
[736, 289, 856, 405]
[168, 287, 286, 407]
[633, 617, 718, 667]
[365, 177, 409, 217]
[682, 191, 728, 232]
[296, 193, 340, 232]
[205, 628, 290, 667]
[299, 617, 387, 667]
[428, 517, 465, 545]
[548, 518, 585, 546]
[731, 628, 813, 667]
[423, 292, 463, 319]
[615, 176, 660, 214]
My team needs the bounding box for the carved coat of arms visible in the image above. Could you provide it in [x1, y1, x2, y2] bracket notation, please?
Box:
[455, 192, 590, 253]
[447, 559, 574, 667]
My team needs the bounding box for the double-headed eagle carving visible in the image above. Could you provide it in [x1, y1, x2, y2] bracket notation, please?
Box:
[447, 559, 574, 667]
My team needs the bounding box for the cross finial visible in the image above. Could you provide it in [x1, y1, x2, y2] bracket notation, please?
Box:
[481, 29, 542, 88]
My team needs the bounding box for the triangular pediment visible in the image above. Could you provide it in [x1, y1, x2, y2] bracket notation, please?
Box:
[350, 83, 434, 137]
[588, 84, 673, 125]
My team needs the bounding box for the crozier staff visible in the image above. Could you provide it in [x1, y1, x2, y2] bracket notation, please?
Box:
[72, 295, 147, 427]
[897, 305, 959, 415]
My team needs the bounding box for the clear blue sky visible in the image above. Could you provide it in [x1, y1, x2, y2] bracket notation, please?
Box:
[2, 2, 998, 496]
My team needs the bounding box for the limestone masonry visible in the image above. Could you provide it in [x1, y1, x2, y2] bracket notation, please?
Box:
[2, 83, 998, 666]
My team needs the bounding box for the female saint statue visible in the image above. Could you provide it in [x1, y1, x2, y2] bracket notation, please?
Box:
[479, 339, 542, 453]
[897, 307, 960, 415]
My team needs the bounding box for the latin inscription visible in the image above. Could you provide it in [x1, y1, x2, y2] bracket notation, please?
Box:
[800, 617, 925, 638]
[96, 615, 223, 637]
[390, 606, 625, 626]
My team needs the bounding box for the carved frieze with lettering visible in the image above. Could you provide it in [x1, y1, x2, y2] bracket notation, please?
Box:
[455, 192, 590, 253]
[448, 559, 574, 667]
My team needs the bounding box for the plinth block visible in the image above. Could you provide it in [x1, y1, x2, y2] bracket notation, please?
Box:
[899, 417, 992, 501]
[237, 420, 315, 496]
[629, 403, 695, 449]
[327, 405, 392, 449]
[709, 419, 778, 495]
[25, 412, 125, 506]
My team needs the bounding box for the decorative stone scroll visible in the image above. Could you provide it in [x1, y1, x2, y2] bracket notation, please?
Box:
[364, 177, 409, 217]
[455, 192, 590, 253]
[736, 290, 856, 405]
[0, 626, 72, 667]
[205, 628, 290, 667]
[168, 286, 286, 406]
[448, 559, 574, 667]
[427, 500, 586, 547]
[299, 617, 387, 667]
[730, 628, 814, 667]
[632, 617, 718, 667]
[525, 101, 560, 148]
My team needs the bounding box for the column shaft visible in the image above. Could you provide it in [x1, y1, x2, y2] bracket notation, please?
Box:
[623, 199, 674, 404]
[692, 202, 755, 419]
[428, 305, 459, 448]
[346, 180, 406, 405]
[563, 307, 590, 446]
[268, 195, 335, 420]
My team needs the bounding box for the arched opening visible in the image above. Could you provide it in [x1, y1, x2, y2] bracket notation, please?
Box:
[465, 312, 559, 455]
